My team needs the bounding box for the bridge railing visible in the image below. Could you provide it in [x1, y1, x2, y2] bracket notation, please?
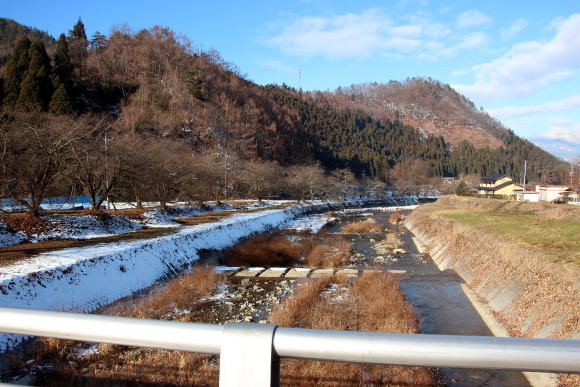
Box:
[1, 307, 579, 386]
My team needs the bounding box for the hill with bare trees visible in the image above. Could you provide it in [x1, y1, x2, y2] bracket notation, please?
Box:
[0, 19, 570, 214]
[305, 78, 517, 150]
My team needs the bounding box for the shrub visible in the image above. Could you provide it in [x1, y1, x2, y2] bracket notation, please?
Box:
[388, 213, 403, 223]
[305, 242, 351, 268]
[223, 234, 311, 267]
[341, 218, 383, 233]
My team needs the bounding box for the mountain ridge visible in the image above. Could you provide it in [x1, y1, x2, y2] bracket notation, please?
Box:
[0, 19, 569, 186]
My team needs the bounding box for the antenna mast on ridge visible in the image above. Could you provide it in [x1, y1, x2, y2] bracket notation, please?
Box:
[298, 69, 302, 91]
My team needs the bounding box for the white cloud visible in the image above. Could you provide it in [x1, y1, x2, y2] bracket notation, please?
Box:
[440, 32, 489, 57]
[543, 124, 580, 144]
[268, 9, 392, 59]
[267, 9, 483, 60]
[501, 18, 528, 40]
[487, 95, 580, 118]
[454, 14, 580, 103]
[456, 10, 492, 28]
[260, 60, 298, 74]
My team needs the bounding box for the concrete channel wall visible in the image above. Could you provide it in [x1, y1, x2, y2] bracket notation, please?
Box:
[405, 203, 579, 342]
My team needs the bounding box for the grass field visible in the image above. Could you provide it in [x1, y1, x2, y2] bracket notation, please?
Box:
[438, 210, 580, 265]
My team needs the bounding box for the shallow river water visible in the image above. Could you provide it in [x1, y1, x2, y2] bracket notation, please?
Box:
[326, 210, 530, 387]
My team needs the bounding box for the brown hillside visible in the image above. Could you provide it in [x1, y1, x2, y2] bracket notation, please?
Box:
[309, 78, 509, 149]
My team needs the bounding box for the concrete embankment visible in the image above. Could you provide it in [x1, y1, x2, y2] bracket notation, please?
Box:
[406, 197, 580, 386]
[405, 196, 579, 341]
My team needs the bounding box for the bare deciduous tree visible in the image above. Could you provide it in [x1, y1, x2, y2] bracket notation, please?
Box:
[0, 113, 83, 216]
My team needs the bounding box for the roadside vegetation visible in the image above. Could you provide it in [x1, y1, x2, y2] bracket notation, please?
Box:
[407, 197, 579, 387]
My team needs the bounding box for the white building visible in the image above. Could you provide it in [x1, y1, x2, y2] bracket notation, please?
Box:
[536, 185, 572, 203]
[515, 191, 540, 202]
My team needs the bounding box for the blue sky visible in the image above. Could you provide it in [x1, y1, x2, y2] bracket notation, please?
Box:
[3, 0, 579, 159]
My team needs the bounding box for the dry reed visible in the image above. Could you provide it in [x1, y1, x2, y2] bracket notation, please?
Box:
[270, 272, 434, 386]
[341, 218, 383, 233]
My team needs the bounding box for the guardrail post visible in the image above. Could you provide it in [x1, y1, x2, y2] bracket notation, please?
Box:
[219, 323, 279, 387]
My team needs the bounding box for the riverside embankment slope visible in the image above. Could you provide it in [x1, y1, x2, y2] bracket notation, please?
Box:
[406, 197, 580, 386]
[405, 196, 579, 341]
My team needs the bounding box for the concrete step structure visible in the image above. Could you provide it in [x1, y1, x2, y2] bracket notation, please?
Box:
[223, 266, 407, 280]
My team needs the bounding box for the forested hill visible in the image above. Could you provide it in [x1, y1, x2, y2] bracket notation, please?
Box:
[311, 79, 509, 149]
[0, 18, 56, 67]
[263, 85, 564, 183]
[0, 19, 568, 192]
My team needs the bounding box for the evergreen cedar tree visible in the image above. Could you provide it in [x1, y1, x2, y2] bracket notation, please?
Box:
[49, 83, 73, 114]
[17, 40, 53, 111]
[89, 31, 108, 51]
[2, 36, 31, 105]
[70, 18, 87, 40]
[455, 181, 468, 195]
[54, 33, 73, 86]
[0, 19, 566, 184]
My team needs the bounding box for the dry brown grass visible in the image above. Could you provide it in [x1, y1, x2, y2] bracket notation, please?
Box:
[407, 203, 579, 386]
[34, 266, 223, 386]
[341, 218, 383, 233]
[175, 211, 232, 226]
[435, 195, 580, 222]
[223, 234, 312, 267]
[389, 213, 404, 223]
[34, 270, 434, 386]
[304, 242, 352, 268]
[45, 351, 219, 387]
[224, 233, 352, 268]
[107, 266, 222, 319]
[2, 213, 47, 236]
[270, 272, 434, 386]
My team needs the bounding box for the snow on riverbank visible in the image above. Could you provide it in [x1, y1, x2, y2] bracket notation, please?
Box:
[0, 203, 241, 247]
[0, 198, 413, 350]
[33, 215, 143, 241]
[0, 201, 343, 351]
[285, 213, 337, 233]
[340, 205, 419, 214]
[141, 203, 234, 227]
[0, 220, 27, 247]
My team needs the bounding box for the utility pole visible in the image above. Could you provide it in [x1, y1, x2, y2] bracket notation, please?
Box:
[104, 131, 110, 210]
[522, 160, 527, 190]
[223, 148, 228, 200]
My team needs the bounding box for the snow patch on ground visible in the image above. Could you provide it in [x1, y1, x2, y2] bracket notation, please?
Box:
[32, 215, 143, 241]
[285, 213, 336, 233]
[322, 283, 350, 302]
[340, 205, 418, 214]
[0, 220, 27, 247]
[141, 203, 234, 228]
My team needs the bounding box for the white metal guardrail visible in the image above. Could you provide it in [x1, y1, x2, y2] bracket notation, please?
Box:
[1, 307, 579, 386]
